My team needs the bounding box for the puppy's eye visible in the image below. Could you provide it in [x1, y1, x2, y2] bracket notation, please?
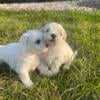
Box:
[46, 29, 49, 32]
[35, 39, 41, 44]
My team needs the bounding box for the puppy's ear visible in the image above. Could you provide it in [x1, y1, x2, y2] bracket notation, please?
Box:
[63, 31, 67, 40]
[19, 34, 29, 46]
[40, 27, 45, 32]
[60, 29, 67, 40]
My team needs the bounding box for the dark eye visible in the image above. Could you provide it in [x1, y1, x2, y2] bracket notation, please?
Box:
[35, 39, 41, 44]
[46, 29, 49, 32]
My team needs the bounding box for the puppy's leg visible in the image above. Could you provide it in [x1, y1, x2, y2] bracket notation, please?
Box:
[50, 66, 59, 76]
[18, 71, 33, 88]
[63, 51, 77, 70]
[15, 63, 33, 88]
[38, 63, 52, 76]
[48, 61, 60, 76]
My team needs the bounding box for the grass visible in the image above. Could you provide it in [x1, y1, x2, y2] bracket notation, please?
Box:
[0, 10, 100, 100]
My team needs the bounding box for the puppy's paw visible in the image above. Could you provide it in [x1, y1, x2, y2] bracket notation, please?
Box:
[47, 70, 58, 76]
[25, 80, 33, 89]
[47, 71, 53, 76]
[62, 64, 70, 70]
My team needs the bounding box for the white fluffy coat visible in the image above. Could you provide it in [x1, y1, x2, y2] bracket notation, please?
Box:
[38, 40, 77, 76]
[37, 22, 77, 76]
[0, 30, 47, 88]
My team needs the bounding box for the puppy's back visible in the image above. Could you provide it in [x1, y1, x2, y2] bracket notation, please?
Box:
[0, 43, 21, 66]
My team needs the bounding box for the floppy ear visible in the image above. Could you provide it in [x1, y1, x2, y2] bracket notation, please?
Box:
[60, 29, 67, 40]
[63, 31, 67, 40]
[40, 27, 45, 32]
[19, 34, 29, 46]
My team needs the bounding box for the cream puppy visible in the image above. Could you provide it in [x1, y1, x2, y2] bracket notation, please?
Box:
[0, 30, 47, 88]
[37, 22, 77, 76]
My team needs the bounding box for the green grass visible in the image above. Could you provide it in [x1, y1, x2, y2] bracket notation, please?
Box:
[0, 10, 100, 100]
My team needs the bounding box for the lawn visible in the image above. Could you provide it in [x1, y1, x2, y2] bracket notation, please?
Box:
[0, 10, 100, 100]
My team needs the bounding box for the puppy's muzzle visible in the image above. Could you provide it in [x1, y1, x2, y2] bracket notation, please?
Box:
[51, 34, 56, 41]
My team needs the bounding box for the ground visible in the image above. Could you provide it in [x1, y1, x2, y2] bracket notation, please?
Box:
[0, 10, 100, 100]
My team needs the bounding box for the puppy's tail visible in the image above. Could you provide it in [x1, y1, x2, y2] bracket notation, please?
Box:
[63, 50, 78, 70]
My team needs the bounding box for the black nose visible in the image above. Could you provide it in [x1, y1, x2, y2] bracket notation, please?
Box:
[51, 34, 56, 39]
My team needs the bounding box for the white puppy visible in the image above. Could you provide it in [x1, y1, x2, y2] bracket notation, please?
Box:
[37, 22, 77, 76]
[0, 30, 47, 88]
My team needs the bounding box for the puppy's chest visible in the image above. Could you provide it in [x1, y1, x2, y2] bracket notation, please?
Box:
[45, 46, 66, 63]
[24, 55, 39, 66]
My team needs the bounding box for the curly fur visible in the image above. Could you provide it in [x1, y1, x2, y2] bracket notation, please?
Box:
[37, 22, 77, 76]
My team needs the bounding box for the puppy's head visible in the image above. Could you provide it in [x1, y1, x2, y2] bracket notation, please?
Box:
[20, 30, 47, 54]
[41, 22, 67, 46]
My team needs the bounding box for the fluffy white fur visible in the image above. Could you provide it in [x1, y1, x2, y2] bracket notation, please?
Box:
[0, 30, 47, 88]
[37, 22, 77, 76]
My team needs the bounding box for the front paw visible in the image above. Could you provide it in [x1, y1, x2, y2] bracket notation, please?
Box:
[24, 80, 33, 89]
[63, 64, 70, 70]
[47, 71, 54, 76]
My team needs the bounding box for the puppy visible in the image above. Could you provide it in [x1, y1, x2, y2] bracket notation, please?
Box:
[0, 30, 47, 88]
[37, 22, 77, 76]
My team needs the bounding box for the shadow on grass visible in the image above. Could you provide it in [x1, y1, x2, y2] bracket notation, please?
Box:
[0, 62, 18, 81]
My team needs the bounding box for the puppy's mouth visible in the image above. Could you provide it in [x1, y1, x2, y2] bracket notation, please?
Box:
[45, 39, 56, 48]
[45, 39, 56, 47]
[50, 39, 55, 42]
